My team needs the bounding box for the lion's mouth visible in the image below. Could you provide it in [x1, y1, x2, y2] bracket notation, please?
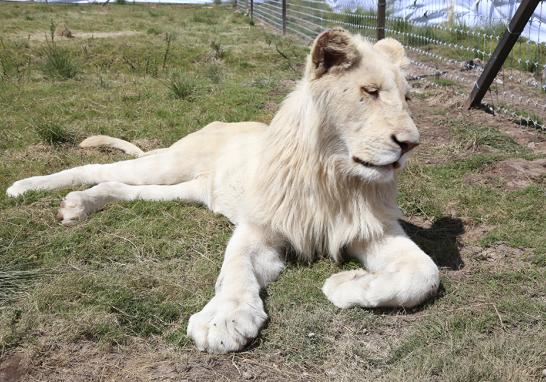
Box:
[352, 156, 400, 170]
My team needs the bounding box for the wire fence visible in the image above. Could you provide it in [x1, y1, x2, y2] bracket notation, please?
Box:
[239, 0, 546, 130]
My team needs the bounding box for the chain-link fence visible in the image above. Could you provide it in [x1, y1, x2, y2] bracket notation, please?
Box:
[239, 0, 546, 130]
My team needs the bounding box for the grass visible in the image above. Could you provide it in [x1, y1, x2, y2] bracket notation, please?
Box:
[168, 74, 200, 100]
[450, 121, 528, 154]
[44, 52, 75, 78]
[0, 3, 545, 381]
[34, 120, 76, 145]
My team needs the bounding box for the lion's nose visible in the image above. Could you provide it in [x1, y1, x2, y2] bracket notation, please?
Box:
[391, 134, 419, 154]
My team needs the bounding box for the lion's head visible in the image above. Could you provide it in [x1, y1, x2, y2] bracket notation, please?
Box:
[305, 28, 418, 183]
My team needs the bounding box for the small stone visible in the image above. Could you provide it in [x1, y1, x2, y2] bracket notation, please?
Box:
[542, 369, 546, 377]
[307, 332, 315, 337]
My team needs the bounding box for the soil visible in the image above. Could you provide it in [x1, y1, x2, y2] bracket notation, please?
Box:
[0, 354, 24, 382]
[1, 340, 316, 382]
[464, 158, 546, 190]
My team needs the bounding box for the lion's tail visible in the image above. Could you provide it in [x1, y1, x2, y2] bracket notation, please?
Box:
[79, 135, 145, 157]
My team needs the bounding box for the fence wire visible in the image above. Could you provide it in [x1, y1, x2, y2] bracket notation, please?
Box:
[240, 0, 546, 131]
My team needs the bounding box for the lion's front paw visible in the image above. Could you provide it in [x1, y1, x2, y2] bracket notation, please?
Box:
[322, 269, 369, 309]
[6, 179, 35, 197]
[187, 295, 267, 354]
[57, 191, 95, 225]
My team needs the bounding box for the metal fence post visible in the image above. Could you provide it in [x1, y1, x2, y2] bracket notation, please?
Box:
[282, 0, 287, 35]
[464, 0, 540, 109]
[250, 0, 254, 23]
[377, 0, 386, 41]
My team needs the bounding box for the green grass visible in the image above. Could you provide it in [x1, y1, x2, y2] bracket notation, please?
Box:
[42, 42, 79, 79]
[450, 121, 529, 154]
[0, 3, 544, 381]
[168, 74, 201, 100]
[34, 120, 76, 145]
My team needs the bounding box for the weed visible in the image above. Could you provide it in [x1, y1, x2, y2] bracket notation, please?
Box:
[48, 19, 55, 42]
[146, 27, 162, 35]
[162, 32, 176, 72]
[206, 62, 223, 83]
[42, 40, 78, 79]
[34, 121, 75, 145]
[210, 40, 225, 60]
[168, 74, 199, 100]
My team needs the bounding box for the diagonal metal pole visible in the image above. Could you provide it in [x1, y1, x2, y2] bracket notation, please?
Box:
[464, 0, 541, 109]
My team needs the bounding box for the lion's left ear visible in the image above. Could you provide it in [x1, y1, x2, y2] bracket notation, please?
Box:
[373, 38, 410, 70]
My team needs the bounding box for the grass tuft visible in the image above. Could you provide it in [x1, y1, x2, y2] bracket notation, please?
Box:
[168, 74, 200, 100]
[34, 121, 75, 145]
[451, 123, 526, 154]
[210, 40, 226, 60]
[42, 44, 78, 79]
[206, 62, 223, 83]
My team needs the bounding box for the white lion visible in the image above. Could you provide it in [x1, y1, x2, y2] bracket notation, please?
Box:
[6, 29, 439, 353]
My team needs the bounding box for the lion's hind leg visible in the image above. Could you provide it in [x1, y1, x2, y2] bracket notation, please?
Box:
[322, 225, 440, 309]
[58, 178, 208, 225]
[6, 150, 191, 197]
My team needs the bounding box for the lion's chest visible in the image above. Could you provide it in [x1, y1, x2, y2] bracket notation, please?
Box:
[277, 197, 388, 262]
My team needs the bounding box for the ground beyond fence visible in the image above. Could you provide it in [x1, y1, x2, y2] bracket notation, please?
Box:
[239, 0, 546, 130]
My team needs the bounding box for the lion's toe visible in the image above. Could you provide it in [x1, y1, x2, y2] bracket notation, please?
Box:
[322, 269, 369, 309]
[6, 179, 34, 197]
[187, 295, 266, 354]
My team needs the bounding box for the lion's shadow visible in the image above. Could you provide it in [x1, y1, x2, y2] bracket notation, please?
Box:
[400, 216, 465, 271]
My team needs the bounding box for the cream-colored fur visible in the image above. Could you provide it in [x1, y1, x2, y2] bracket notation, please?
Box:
[6, 29, 440, 354]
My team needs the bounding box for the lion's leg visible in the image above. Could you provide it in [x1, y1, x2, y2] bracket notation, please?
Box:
[6, 151, 188, 197]
[57, 178, 208, 225]
[322, 223, 439, 309]
[187, 224, 285, 354]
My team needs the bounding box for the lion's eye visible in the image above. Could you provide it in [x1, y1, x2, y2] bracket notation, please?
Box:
[361, 86, 379, 98]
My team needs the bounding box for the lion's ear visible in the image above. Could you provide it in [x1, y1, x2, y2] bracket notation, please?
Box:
[373, 38, 410, 70]
[308, 28, 361, 79]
